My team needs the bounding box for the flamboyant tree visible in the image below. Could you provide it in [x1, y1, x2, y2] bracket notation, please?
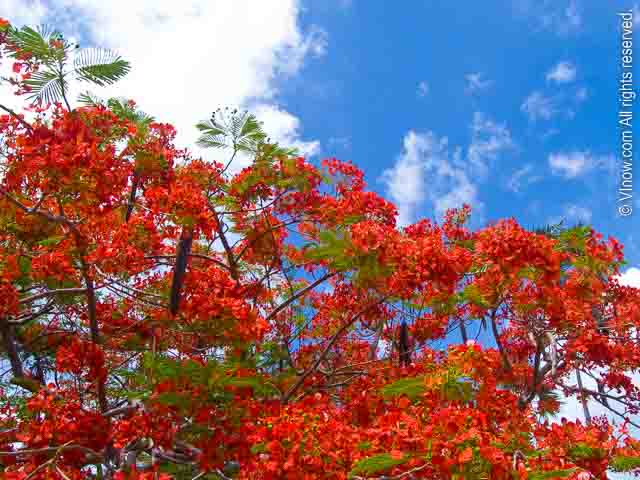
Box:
[1, 19, 640, 480]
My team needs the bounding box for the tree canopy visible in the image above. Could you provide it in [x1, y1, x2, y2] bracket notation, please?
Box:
[1, 19, 640, 480]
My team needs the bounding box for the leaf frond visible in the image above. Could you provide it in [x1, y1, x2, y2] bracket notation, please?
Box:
[22, 69, 65, 105]
[73, 48, 131, 86]
[77, 91, 103, 107]
[6, 25, 63, 62]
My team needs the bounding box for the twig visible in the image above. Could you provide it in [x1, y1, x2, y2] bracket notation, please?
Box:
[281, 296, 387, 403]
[0, 103, 32, 131]
[265, 272, 337, 323]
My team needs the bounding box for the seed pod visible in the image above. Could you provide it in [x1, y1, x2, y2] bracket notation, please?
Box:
[169, 228, 193, 315]
[124, 172, 139, 222]
[399, 321, 410, 367]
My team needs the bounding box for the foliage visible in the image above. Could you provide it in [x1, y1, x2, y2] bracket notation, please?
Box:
[1, 23, 130, 106]
[348, 453, 410, 477]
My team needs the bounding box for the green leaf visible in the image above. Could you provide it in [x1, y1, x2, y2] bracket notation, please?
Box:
[349, 453, 409, 478]
[73, 48, 131, 86]
[250, 442, 267, 454]
[107, 98, 155, 135]
[381, 376, 426, 400]
[6, 25, 60, 61]
[461, 284, 489, 308]
[196, 110, 267, 153]
[22, 69, 65, 105]
[357, 441, 372, 452]
[568, 443, 605, 461]
[156, 392, 191, 409]
[610, 455, 640, 472]
[18, 256, 31, 275]
[36, 235, 65, 247]
[77, 91, 103, 107]
[441, 376, 474, 402]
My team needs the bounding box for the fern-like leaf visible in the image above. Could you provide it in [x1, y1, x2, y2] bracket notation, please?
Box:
[77, 91, 103, 107]
[106, 98, 155, 127]
[349, 453, 409, 478]
[5, 25, 62, 62]
[74, 48, 131, 86]
[195, 119, 228, 149]
[196, 111, 268, 153]
[22, 70, 65, 105]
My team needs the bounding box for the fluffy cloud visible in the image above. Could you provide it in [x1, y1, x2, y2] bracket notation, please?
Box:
[381, 130, 480, 226]
[546, 61, 577, 84]
[548, 150, 613, 178]
[382, 113, 514, 226]
[548, 151, 589, 178]
[618, 267, 640, 288]
[381, 131, 436, 226]
[2, 0, 323, 169]
[547, 204, 592, 226]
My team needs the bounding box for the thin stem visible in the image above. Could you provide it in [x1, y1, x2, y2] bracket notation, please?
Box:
[0, 103, 32, 131]
[281, 297, 386, 403]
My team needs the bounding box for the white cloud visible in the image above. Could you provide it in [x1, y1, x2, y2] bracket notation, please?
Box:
[2, 0, 48, 25]
[417, 81, 430, 98]
[382, 130, 480, 226]
[507, 164, 541, 193]
[516, 0, 582, 36]
[548, 150, 613, 178]
[382, 112, 513, 226]
[521, 85, 588, 122]
[252, 104, 320, 157]
[521, 91, 558, 121]
[546, 61, 577, 84]
[433, 164, 479, 218]
[548, 151, 589, 178]
[464, 72, 492, 95]
[2, 0, 323, 171]
[381, 131, 433, 226]
[618, 267, 640, 288]
[0, 1, 50, 114]
[468, 112, 515, 178]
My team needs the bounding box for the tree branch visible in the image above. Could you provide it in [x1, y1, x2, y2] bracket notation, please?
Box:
[281, 297, 386, 403]
[0, 103, 32, 131]
[264, 272, 337, 324]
